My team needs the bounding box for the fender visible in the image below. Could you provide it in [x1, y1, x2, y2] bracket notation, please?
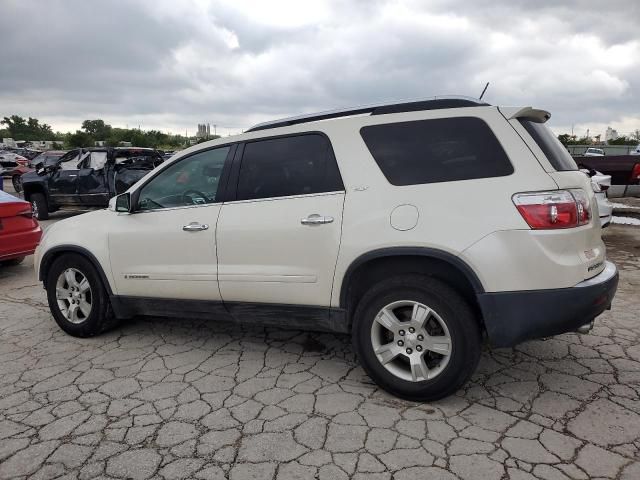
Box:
[39, 245, 114, 296]
[339, 247, 485, 308]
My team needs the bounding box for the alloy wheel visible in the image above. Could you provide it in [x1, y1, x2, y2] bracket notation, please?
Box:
[370, 300, 452, 382]
[55, 268, 92, 324]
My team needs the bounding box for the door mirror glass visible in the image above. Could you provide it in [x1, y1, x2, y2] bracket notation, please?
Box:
[115, 193, 131, 213]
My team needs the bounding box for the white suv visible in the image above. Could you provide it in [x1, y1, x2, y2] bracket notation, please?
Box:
[35, 97, 619, 400]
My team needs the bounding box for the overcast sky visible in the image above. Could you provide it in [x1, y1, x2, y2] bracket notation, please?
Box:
[1, 0, 638, 138]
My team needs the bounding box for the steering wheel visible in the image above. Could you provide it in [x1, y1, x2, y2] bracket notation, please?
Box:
[182, 189, 211, 205]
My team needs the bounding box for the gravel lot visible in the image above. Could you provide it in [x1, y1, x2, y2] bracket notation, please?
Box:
[1, 186, 639, 479]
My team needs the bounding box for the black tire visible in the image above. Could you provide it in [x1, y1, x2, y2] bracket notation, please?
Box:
[46, 253, 118, 337]
[1, 257, 25, 266]
[352, 275, 482, 401]
[12, 175, 22, 193]
[30, 193, 49, 220]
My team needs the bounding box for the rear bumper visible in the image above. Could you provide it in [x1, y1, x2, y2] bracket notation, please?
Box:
[0, 227, 42, 261]
[477, 261, 619, 347]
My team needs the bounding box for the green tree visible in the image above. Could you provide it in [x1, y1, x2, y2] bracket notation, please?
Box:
[81, 119, 112, 140]
[1, 115, 55, 141]
[66, 130, 94, 148]
[608, 136, 637, 146]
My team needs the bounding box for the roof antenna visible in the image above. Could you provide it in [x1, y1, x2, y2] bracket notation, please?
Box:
[479, 82, 490, 101]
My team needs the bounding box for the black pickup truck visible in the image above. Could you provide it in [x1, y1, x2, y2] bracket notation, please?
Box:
[22, 147, 163, 220]
[574, 154, 640, 187]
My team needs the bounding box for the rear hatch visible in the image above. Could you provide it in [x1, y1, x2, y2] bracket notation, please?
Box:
[500, 107, 606, 281]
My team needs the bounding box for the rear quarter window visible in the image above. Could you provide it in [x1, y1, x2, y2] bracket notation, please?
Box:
[519, 119, 578, 171]
[360, 117, 513, 186]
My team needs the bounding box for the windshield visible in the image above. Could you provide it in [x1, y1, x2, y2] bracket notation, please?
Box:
[519, 119, 578, 171]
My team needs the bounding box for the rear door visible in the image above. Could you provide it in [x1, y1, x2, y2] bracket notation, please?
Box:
[216, 133, 345, 311]
[48, 150, 83, 206]
[77, 151, 110, 206]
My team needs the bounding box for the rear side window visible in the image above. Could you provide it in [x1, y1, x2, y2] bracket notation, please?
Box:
[236, 134, 343, 201]
[519, 119, 577, 171]
[360, 117, 513, 186]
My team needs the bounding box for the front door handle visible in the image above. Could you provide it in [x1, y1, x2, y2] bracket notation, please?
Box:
[301, 214, 334, 226]
[182, 222, 209, 232]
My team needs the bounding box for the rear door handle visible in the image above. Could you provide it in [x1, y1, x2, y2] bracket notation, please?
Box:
[182, 222, 209, 232]
[301, 214, 334, 226]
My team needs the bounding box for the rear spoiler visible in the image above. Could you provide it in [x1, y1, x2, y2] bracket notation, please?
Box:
[498, 106, 551, 123]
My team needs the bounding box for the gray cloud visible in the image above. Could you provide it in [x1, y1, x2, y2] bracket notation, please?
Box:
[0, 0, 638, 137]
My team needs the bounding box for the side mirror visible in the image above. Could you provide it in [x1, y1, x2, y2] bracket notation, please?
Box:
[114, 193, 131, 213]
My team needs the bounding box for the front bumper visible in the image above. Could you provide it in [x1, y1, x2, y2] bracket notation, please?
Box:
[477, 261, 619, 347]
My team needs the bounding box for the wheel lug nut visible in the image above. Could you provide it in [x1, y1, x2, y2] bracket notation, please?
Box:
[417, 334, 424, 341]
[416, 345, 423, 352]
[409, 327, 415, 333]
[406, 348, 413, 354]
[398, 330, 405, 336]
[397, 340, 404, 347]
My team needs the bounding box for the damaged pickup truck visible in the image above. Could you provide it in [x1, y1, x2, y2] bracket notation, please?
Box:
[21, 147, 164, 220]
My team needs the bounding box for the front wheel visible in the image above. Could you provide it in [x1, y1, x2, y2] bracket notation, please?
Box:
[46, 253, 118, 337]
[352, 275, 482, 401]
[12, 175, 22, 193]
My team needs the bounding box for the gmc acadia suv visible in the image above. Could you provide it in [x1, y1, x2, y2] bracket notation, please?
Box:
[35, 97, 619, 400]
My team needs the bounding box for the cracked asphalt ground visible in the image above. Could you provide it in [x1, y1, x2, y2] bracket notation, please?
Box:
[1, 209, 639, 479]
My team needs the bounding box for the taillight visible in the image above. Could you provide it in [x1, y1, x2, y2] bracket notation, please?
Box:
[18, 206, 33, 219]
[631, 164, 640, 184]
[513, 190, 591, 229]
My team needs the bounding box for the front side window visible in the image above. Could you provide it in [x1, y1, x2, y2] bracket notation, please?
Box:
[236, 134, 343, 201]
[360, 117, 514, 185]
[137, 146, 230, 211]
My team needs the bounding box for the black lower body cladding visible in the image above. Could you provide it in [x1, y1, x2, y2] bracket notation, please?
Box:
[478, 261, 619, 347]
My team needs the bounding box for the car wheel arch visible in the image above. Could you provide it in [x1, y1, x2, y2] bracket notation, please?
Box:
[40, 246, 114, 296]
[339, 247, 486, 330]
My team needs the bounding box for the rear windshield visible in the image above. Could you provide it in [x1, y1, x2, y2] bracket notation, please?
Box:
[519, 119, 577, 171]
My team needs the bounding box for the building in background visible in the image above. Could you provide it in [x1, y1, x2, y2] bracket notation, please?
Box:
[605, 127, 619, 143]
[196, 123, 211, 139]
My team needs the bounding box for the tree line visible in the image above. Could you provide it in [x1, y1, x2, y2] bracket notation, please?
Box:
[558, 131, 640, 146]
[1, 115, 218, 149]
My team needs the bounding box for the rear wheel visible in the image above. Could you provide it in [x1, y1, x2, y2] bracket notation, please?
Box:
[352, 275, 482, 401]
[30, 193, 49, 220]
[12, 175, 22, 193]
[46, 253, 118, 337]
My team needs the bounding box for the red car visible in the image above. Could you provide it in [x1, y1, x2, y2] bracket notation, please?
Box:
[0, 190, 42, 266]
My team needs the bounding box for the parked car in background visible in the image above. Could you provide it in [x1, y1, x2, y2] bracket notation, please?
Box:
[631, 145, 640, 155]
[582, 169, 613, 227]
[35, 97, 618, 400]
[0, 190, 42, 266]
[576, 155, 640, 187]
[11, 150, 67, 192]
[22, 147, 164, 219]
[0, 152, 30, 191]
[584, 148, 605, 157]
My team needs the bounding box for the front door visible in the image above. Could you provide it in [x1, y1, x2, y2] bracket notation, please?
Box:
[217, 133, 345, 311]
[108, 145, 232, 301]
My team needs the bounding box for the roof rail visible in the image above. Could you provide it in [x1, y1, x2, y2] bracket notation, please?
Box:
[246, 95, 489, 132]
